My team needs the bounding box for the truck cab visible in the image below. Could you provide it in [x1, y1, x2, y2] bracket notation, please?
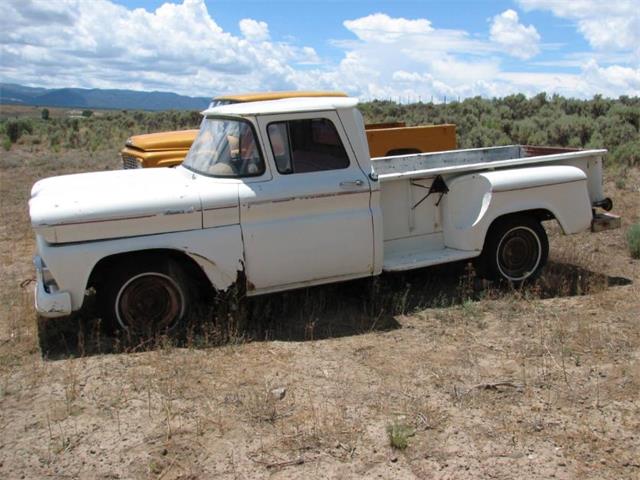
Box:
[120, 91, 455, 169]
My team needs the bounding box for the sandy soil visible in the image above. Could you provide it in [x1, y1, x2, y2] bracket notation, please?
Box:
[1, 147, 638, 479]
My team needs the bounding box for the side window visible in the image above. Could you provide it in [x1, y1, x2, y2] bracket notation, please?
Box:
[267, 118, 350, 174]
[267, 123, 293, 173]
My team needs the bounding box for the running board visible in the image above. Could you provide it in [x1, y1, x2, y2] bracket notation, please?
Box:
[383, 247, 479, 272]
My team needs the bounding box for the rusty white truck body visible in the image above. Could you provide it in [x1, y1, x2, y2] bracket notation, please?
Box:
[29, 97, 618, 334]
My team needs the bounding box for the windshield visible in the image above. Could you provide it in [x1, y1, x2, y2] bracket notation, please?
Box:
[182, 117, 265, 177]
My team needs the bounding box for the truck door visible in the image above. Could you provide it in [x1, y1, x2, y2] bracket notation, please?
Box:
[239, 111, 374, 292]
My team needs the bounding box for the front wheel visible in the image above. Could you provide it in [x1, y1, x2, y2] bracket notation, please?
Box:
[101, 258, 193, 337]
[475, 215, 549, 284]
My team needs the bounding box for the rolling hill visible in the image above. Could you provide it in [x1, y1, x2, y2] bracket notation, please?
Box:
[0, 83, 210, 111]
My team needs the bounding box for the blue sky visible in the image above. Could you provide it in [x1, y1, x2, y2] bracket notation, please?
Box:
[111, 0, 589, 72]
[2, 0, 638, 100]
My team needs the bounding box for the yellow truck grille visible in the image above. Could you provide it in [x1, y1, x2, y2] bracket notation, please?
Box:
[122, 156, 142, 169]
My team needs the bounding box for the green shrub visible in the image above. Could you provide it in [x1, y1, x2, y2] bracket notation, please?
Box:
[5, 119, 33, 143]
[2, 136, 11, 151]
[387, 420, 415, 450]
[611, 140, 640, 167]
[627, 224, 640, 259]
[1, 94, 635, 157]
[41, 108, 50, 120]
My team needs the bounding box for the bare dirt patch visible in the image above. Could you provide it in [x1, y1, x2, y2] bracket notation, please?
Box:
[1, 148, 638, 479]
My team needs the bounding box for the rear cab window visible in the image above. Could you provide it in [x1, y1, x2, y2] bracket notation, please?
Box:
[267, 118, 350, 174]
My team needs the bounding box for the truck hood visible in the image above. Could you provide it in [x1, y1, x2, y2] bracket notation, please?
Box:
[126, 129, 198, 151]
[30, 167, 237, 244]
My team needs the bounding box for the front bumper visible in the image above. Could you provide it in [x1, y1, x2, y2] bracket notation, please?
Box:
[33, 256, 72, 318]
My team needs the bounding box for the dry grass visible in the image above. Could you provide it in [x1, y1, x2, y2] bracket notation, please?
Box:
[1, 146, 639, 479]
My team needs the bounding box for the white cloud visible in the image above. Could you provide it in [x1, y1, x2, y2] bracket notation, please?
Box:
[239, 18, 270, 42]
[343, 13, 432, 43]
[313, 10, 639, 99]
[0, 0, 638, 102]
[490, 9, 541, 59]
[500, 62, 640, 98]
[0, 0, 318, 95]
[581, 61, 640, 94]
[518, 0, 640, 55]
[343, 13, 493, 56]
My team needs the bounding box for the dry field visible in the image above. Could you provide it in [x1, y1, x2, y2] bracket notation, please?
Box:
[1, 145, 639, 480]
[0, 105, 107, 120]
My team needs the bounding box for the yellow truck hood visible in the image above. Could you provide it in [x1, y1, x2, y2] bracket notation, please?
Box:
[126, 129, 199, 151]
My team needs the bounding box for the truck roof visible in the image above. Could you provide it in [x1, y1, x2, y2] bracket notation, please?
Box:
[213, 91, 347, 103]
[202, 96, 359, 116]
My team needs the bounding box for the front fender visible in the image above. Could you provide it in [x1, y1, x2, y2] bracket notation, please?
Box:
[37, 226, 244, 311]
[442, 165, 592, 251]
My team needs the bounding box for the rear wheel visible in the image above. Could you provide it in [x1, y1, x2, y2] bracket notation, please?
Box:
[476, 215, 549, 284]
[102, 258, 193, 337]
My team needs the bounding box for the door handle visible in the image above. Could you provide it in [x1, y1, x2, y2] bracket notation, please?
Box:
[339, 179, 364, 187]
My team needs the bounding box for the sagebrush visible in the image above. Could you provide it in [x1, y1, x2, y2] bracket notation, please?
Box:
[1, 93, 639, 169]
[627, 224, 640, 259]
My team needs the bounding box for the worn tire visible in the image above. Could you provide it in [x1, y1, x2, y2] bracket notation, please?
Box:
[101, 257, 193, 337]
[475, 215, 549, 284]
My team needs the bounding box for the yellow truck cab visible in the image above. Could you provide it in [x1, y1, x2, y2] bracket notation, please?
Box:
[120, 91, 456, 169]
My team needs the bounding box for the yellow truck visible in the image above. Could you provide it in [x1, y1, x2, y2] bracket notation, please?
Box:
[120, 91, 456, 169]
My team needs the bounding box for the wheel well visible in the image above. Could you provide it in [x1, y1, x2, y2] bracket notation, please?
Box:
[88, 249, 213, 294]
[491, 209, 555, 228]
[484, 209, 555, 247]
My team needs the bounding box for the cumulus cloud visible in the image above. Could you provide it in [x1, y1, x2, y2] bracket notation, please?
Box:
[343, 13, 432, 43]
[0, 0, 638, 101]
[581, 61, 640, 94]
[490, 9, 540, 59]
[239, 18, 269, 42]
[518, 0, 640, 56]
[0, 0, 318, 95]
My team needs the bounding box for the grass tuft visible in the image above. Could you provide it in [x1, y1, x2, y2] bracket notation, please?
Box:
[627, 223, 640, 259]
[386, 419, 415, 450]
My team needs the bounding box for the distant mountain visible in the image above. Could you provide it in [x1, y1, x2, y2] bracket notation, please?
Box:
[0, 83, 211, 111]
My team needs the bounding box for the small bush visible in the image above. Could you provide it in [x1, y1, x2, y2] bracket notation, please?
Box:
[41, 108, 50, 120]
[5, 119, 33, 143]
[82, 110, 93, 118]
[611, 140, 640, 168]
[387, 420, 415, 450]
[627, 224, 640, 259]
[2, 136, 11, 151]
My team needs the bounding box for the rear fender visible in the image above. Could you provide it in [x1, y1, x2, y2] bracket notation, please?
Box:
[442, 165, 592, 252]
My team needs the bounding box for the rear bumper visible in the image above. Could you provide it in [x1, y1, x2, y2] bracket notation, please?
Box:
[33, 256, 72, 318]
[591, 212, 621, 232]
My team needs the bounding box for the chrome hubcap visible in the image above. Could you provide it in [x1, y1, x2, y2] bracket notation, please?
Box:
[496, 226, 541, 281]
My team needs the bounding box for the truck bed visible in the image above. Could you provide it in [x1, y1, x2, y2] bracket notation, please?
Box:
[373, 145, 607, 180]
[375, 144, 608, 273]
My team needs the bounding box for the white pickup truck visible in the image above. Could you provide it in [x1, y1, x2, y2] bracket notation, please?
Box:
[30, 97, 619, 335]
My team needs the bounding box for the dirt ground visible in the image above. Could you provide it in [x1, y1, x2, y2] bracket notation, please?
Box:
[1, 146, 638, 479]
